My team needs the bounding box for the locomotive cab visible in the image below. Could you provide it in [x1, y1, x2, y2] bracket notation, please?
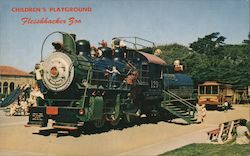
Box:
[126, 50, 166, 91]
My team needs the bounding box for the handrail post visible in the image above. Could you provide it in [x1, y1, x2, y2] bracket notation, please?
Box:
[81, 67, 91, 108]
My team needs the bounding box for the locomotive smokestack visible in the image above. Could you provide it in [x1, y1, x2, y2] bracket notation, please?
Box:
[63, 33, 76, 54]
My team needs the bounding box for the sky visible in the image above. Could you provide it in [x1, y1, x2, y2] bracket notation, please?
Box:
[0, 0, 249, 72]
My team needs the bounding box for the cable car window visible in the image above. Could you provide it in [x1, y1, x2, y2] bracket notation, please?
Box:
[206, 86, 212, 94]
[199, 86, 204, 94]
[212, 85, 218, 94]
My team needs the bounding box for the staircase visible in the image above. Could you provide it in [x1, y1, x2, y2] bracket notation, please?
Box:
[161, 90, 197, 124]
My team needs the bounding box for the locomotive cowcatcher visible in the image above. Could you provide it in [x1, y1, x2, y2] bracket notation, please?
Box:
[27, 31, 197, 134]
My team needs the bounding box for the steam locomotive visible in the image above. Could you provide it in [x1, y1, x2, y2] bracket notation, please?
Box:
[28, 31, 195, 134]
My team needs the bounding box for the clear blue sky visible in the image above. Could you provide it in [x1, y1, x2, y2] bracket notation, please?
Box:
[0, 0, 249, 72]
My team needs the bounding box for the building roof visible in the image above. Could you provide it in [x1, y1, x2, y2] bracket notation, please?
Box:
[0, 66, 33, 77]
[138, 51, 166, 65]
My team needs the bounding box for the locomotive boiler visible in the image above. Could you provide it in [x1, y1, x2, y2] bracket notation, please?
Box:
[28, 32, 196, 135]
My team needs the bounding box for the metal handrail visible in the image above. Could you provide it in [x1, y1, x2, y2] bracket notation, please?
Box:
[115, 36, 156, 49]
[81, 67, 91, 108]
[163, 90, 196, 112]
[167, 90, 194, 107]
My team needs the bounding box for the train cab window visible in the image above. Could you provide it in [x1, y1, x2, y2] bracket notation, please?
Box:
[199, 86, 204, 94]
[141, 64, 149, 77]
[149, 64, 161, 78]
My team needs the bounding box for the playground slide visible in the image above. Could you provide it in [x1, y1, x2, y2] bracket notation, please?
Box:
[0, 87, 22, 108]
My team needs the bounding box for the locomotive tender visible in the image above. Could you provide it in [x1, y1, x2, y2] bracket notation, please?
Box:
[28, 31, 195, 133]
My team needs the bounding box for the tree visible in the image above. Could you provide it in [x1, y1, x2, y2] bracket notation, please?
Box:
[157, 32, 250, 87]
[190, 32, 226, 57]
[157, 43, 191, 64]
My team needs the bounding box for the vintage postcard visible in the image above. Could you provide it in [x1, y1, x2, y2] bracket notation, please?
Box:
[0, 0, 249, 155]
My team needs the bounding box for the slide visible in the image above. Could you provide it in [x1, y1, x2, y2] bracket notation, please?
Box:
[0, 87, 22, 108]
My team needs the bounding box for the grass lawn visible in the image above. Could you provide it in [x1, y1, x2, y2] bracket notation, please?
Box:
[160, 143, 250, 156]
[161, 121, 250, 156]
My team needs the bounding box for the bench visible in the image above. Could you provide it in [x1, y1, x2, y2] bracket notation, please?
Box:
[207, 119, 241, 144]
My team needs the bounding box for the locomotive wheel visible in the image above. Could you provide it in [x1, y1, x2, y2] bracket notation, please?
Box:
[93, 118, 105, 129]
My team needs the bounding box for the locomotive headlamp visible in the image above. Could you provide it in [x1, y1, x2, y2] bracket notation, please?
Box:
[50, 66, 59, 77]
[52, 42, 63, 51]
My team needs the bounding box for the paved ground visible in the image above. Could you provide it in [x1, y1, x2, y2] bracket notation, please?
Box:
[0, 108, 27, 127]
[0, 105, 249, 156]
